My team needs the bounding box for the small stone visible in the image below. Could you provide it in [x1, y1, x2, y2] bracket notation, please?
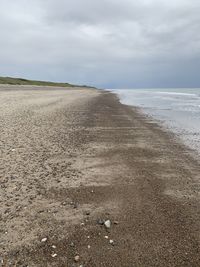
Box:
[41, 238, 47, 242]
[80, 222, 85, 226]
[85, 211, 90, 216]
[109, 239, 114, 245]
[105, 236, 109, 239]
[38, 209, 45, 213]
[73, 203, 78, 209]
[52, 245, 56, 249]
[87, 236, 90, 239]
[70, 242, 75, 247]
[104, 220, 111, 229]
[87, 245, 91, 249]
[114, 221, 119, 225]
[51, 253, 57, 258]
[74, 255, 80, 262]
[97, 219, 104, 225]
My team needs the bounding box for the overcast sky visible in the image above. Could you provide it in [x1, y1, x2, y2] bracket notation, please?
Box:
[0, 0, 200, 88]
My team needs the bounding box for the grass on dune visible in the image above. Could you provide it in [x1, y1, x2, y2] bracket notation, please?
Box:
[0, 76, 93, 88]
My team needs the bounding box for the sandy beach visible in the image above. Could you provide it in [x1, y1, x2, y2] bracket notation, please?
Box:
[1, 85, 200, 266]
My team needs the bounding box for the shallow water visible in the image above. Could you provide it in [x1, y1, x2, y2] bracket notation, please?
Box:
[113, 88, 200, 154]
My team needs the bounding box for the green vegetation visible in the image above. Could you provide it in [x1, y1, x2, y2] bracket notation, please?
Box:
[0, 76, 94, 88]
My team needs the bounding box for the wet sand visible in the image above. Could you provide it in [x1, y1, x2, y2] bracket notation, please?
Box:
[0, 86, 200, 266]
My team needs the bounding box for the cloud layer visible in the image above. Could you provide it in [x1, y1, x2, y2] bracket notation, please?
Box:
[0, 0, 200, 88]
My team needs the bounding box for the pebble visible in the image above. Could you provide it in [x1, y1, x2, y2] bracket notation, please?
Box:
[73, 203, 78, 209]
[38, 209, 45, 213]
[86, 211, 90, 216]
[87, 245, 91, 249]
[97, 219, 104, 225]
[74, 255, 80, 262]
[70, 242, 75, 247]
[105, 236, 109, 239]
[52, 245, 56, 249]
[41, 238, 47, 242]
[109, 239, 114, 245]
[104, 220, 111, 229]
[51, 253, 57, 258]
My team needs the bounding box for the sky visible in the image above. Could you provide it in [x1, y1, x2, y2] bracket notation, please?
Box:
[0, 0, 200, 88]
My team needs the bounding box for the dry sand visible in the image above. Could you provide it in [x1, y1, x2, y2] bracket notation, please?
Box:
[0, 85, 200, 266]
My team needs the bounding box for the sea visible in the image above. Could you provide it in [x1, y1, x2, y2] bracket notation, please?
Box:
[112, 88, 200, 154]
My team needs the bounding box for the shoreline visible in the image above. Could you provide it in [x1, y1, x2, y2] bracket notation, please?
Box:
[113, 88, 200, 159]
[1, 86, 200, 266]
[120, 102, 200, 161]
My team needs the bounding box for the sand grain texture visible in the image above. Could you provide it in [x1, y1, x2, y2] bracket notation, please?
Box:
[0, 86, 200, 266]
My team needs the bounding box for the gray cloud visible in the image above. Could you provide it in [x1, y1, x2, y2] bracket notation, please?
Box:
[0, 0, 200, 88]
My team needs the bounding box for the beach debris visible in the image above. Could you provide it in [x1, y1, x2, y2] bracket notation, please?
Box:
[74, 255, 80, 262]
[41, 238, 47, 242]
[97, 219, 104, 225]
[104, 220, 111, 229]
[51, 253, 57, 258]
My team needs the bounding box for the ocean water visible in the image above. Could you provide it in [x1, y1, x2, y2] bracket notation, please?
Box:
[113, 88, 200, 154]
